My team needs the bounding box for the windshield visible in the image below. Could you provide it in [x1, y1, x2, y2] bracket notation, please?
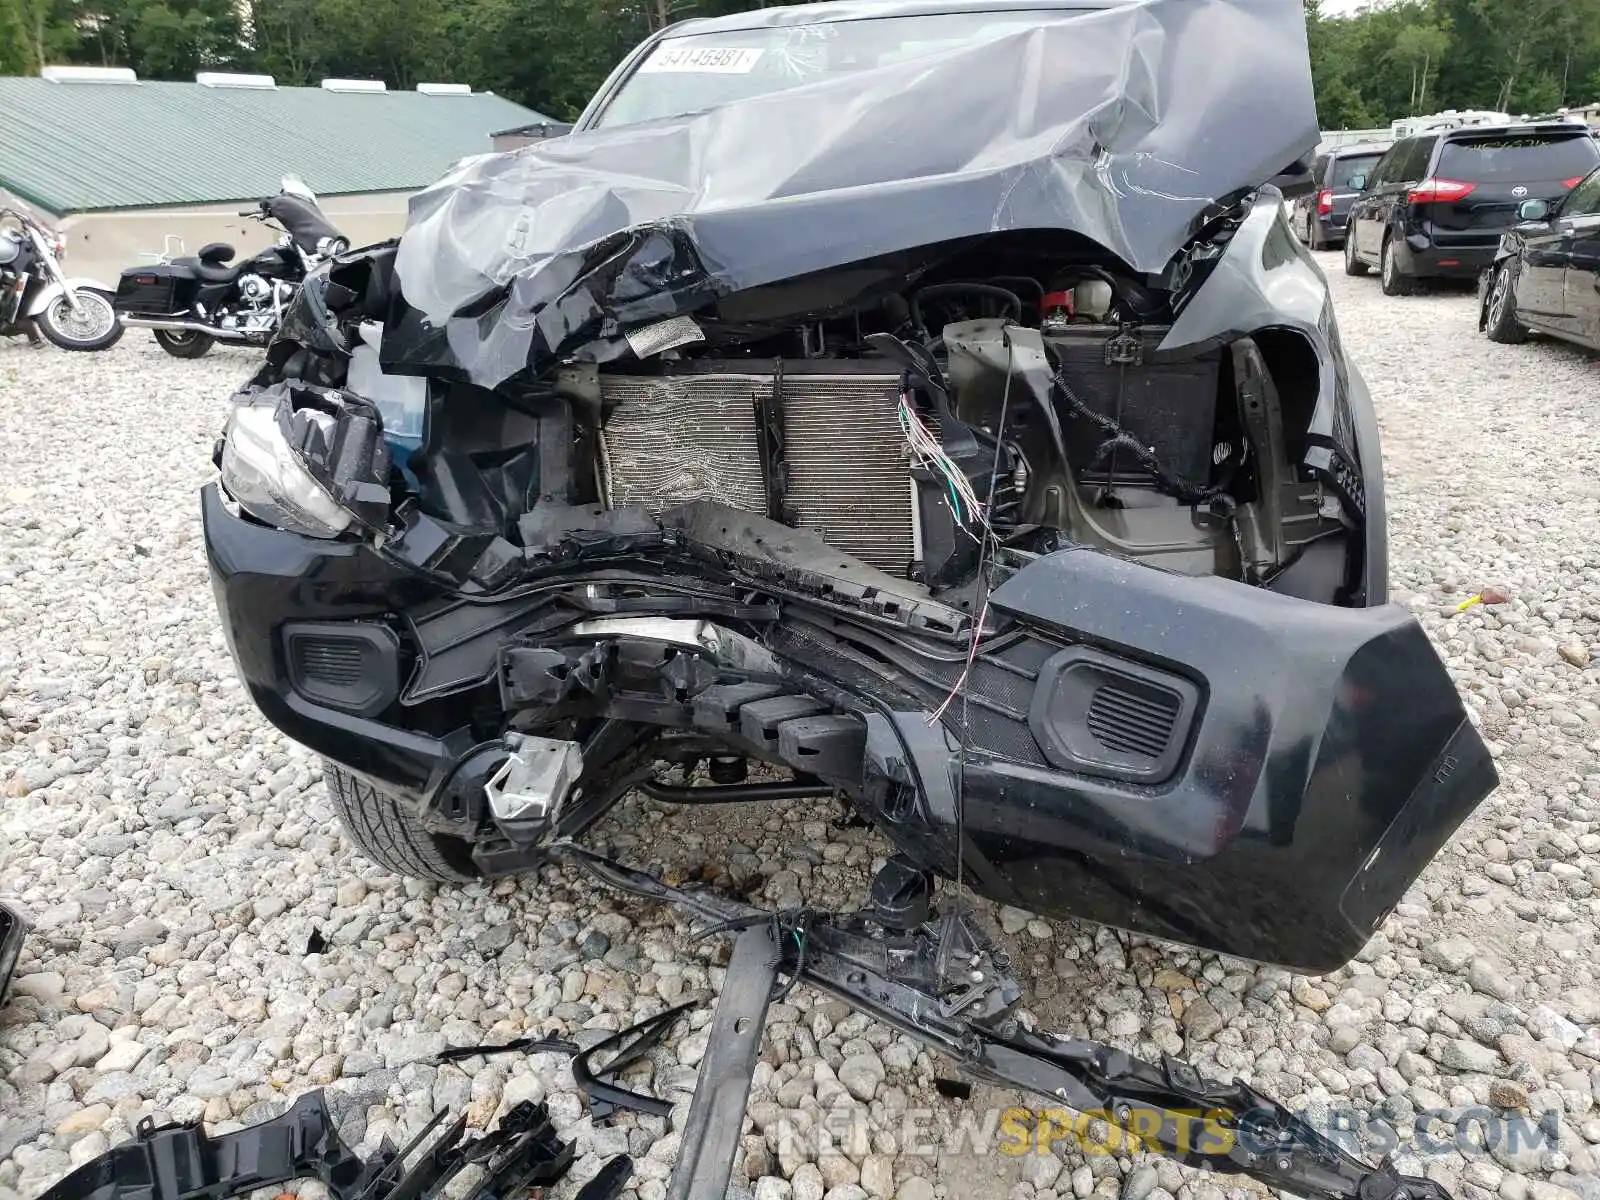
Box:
[1436, 134, 1600, 182]
[281, 173, 318, 203]
[595, 10, 1085, 128]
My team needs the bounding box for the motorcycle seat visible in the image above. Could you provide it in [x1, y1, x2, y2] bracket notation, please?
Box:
[172, 256, 244, 284]
[197, 242, 236, 265]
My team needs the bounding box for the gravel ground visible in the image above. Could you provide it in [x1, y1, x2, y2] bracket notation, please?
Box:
[2, 261, 1600, 1200]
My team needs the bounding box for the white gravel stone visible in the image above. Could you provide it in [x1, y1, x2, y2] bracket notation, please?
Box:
[94, 1041, 149, 1074]
[5, 252, 1600, 1200]
[794, 1163, 827, 1200]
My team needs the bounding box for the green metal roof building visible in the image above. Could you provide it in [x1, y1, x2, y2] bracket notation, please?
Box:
[0, 68, 551, 285]
[0, 71, 549, 215]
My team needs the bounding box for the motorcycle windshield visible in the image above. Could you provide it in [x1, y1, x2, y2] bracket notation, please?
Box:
[280, 174, 318, 203]
[384, 0, 1319, 388]
[266, 194, 343, 254]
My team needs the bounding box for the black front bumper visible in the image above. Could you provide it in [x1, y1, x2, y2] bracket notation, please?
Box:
[202, 483, 474, 797]
[205, 484, 1496, 974]
[955, 547, 1496, 972]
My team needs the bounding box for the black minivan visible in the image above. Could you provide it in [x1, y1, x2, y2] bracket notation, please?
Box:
[1344, 122, 1600, 295]
[1290, 142, 1389, 249]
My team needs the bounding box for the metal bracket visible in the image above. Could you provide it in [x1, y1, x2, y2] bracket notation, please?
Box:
[1103, 327, 1144, 366]
[667, 924, 781, 1200]
[754, 361, 798, 527]
[553, 842, 1456, 1200]
[483, 732, 582, 835]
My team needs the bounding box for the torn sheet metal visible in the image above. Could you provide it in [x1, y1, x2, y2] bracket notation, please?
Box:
[382, 0, 1317, 387]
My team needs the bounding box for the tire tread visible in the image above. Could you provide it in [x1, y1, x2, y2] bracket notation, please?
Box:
[1485, 264, 1530, 345]
[1344, 235, 1370, 276]
[325, 763, 478, 883]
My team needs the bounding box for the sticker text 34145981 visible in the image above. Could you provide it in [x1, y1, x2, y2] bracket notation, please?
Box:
[638, 45, 765, 74]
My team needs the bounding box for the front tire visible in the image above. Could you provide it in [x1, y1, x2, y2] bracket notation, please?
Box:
[324, 762, 482, 884]
[1484, 262, 1529, 345]
[1380, 236, 1414, 296]
[153, 328, 216, 358]
[1344, 232, 1370, 276]
[36, 288, 123, 351]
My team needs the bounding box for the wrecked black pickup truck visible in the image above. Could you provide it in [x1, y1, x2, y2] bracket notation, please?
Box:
[200, 1, 1498, 1196]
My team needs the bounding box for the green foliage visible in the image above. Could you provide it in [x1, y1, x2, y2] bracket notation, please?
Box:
[9, 0, 1600, 127]
[1309, 0, 1600, 131]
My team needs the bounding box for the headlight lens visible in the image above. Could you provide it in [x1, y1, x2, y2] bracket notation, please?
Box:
[219, 403, 353, 538]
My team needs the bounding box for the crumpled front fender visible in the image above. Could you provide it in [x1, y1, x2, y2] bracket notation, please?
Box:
[1161, 194, 1386, 604]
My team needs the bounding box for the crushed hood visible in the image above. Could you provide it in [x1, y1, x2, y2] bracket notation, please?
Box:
[383, 0, 1317, 387]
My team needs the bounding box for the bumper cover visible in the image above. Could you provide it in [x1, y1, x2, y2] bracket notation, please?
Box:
[1401, 236, 1497, 278]
[952, 547, 1496, 973]
[202, 482, 474, 797]
[206, 486, 1493, 974]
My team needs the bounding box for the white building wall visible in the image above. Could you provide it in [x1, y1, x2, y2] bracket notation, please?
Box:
[49, 191, 413, 286]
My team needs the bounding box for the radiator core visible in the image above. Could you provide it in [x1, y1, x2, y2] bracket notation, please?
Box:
[600, 368, 920, 577]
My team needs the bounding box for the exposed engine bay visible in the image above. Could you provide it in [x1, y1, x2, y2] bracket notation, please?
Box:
[591, 265, 1347, 597]
[261, 216, 1362, 609]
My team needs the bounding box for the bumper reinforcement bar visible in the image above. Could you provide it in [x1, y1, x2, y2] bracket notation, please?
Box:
[553, 842, 1453, 1200]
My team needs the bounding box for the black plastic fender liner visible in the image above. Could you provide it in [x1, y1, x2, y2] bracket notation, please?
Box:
[940, 544, 1497, 973]
[1158, 198, 1386, 605]
[36, 1090, 379, 1200]
[0, 899, 26, 1007]
[37, 1089, 583, 1200]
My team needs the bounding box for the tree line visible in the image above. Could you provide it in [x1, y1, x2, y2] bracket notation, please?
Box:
[0, 0, 759, 119]
[3, 0, 1599, 127]
[1308, 0, 1600, 131]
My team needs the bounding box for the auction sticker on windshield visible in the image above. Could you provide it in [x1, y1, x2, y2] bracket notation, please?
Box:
[639, 45, 765, 73]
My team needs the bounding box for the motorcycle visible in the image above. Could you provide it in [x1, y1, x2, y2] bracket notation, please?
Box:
[0, 207, 124, 351]
[113, 175, 350, 359]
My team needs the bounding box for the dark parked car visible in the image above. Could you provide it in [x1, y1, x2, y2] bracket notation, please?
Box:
[1289, 142, 1388, 249]
[197, 3, 1496, 1196]
[1481, 163, 1600, 347]
[1344, 122, 1600, 294]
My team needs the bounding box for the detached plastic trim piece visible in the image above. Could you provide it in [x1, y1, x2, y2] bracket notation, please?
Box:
[37, 1088, 588, 1200]
[37, 1090, 376, 1200]
[0, 900, 27, 1007]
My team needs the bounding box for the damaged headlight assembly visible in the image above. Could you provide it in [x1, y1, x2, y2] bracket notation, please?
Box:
[220, 403, 353, 538]
[217, 384, 391, 540]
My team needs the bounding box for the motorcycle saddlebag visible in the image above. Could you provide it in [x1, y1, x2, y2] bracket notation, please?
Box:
[946, 546, 1498, 974]
[114, 263, 194, 315]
